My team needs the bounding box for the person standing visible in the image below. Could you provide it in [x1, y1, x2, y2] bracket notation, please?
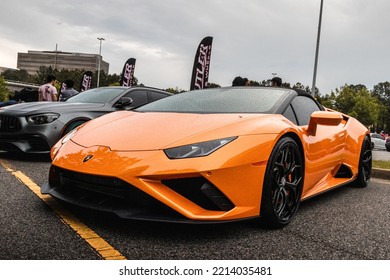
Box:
[271, 77, 282, 87]
[59, 80, 79, 101]
[232, 76, 245, 86]
[38, 75, 58, 101]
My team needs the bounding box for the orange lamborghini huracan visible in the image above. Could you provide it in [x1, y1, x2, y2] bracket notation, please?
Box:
[42, 87, 372, 228]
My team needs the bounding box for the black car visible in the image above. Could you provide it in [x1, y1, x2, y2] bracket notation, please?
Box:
[0, 86, 173, 153]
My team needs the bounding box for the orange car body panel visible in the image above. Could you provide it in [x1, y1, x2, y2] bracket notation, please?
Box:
[50, 109, 368, 221]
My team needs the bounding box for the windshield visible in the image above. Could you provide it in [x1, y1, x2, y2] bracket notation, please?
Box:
[137, 87, 291, 114]
[66, 87, 128, 104]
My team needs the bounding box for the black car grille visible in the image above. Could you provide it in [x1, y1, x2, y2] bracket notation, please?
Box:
[49, 167, 181, 209]
[52, 167, 154, 203]
[0, 115, 22, 132]
[0, 135, 50, 151]
[47, 166, 187, 220]
[48, 167, 234, 212]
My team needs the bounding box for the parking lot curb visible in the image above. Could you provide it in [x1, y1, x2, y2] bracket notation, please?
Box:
[372, 168, 390, 180]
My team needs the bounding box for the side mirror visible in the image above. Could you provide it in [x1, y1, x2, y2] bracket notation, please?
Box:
[307, 111, 343, 135]
[115, 97, 133, 108]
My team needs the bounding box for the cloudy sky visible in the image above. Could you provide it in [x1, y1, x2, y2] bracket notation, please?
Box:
[0, 0, 389, 94]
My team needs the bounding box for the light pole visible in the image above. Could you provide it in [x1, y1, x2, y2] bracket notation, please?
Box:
[97, 37, 105, 87]
[311, 0, 324, 96]
[54, 43, 58, 69]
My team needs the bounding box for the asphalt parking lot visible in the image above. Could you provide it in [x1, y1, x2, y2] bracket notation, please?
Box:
[0, 150, 389, 262]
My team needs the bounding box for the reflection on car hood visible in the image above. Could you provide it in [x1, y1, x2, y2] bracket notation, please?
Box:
[71, 111, 272, 151]
[1, 102, 105, 114]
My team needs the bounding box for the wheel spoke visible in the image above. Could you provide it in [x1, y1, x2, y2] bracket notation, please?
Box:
[285, 178, 301, 196]
[270, 143, 303, 222]
[273, 187, 287, 216]
[363, 149, 372, 162]
[362, 145, 372, 181]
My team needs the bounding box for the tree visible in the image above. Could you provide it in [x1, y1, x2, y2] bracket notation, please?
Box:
[1, 69, 31, 83]
[106, 73, 121, 86]
[27, 66, 133, 90]
[34, 66, 57, 85]
[207, 82, 221, 88]
[249, 80, 261, 86]
[372, 81, 390, 101]
[371, 81, 390, 132]
[317, 91, 336, 109]
[292, 82, 305, 90]
[164, 87, 187, 94]
[334, 84, 379, 127]
[0, 76, 10, 101]
[92, 71, 138, 87]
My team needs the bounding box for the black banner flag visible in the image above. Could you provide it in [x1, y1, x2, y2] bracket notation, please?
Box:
[120, 58, 136, 86]
[59, 81, 66, 94]
[190, 36, 213, 90]
[80, 71, 92, 92]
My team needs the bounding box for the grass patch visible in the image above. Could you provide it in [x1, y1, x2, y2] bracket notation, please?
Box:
[373, 160, 390, 170]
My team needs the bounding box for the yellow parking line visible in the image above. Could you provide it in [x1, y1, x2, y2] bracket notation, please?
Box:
[0, 159, 127, 260]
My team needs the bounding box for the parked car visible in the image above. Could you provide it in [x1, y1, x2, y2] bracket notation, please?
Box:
[42, 87, 372, 228]
[385, 137, 390, 152]
[0, 86, 172, 153]
[0, 100, 18, 108]
[370, 133, 386, 150]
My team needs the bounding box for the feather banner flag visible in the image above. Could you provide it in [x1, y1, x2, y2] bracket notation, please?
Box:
[80, 71, 92, 92]
[120, 58, 136, 86]
[190, 36, 213, 90]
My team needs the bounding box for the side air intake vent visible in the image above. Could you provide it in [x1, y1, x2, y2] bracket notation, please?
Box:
[162, 177, 234, 211]
[335, 164, 353, 178]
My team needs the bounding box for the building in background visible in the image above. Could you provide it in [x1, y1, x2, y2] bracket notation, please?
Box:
[17, 50, 109, 75]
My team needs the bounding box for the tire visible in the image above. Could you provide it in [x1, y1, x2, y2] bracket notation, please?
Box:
[260, 137, 304, 228]
[62, 120, 86, 136]
[355, 135, 372, 188]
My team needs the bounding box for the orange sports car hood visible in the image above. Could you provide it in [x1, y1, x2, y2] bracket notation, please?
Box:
[70, 111, 279, 151]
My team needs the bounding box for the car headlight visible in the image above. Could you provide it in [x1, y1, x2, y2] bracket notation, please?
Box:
[51, 129, 78, 160]
[164, 137, 237, 159]
[26, 113, 60, 124]
[61, 129, 77, 145]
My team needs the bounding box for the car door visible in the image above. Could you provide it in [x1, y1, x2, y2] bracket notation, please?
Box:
[288, 95, 347, 196]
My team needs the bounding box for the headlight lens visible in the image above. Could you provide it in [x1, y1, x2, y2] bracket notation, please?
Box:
[164, 137, 237, 159]
[51, 129, 77, 160]
[61, 129, 77, 145]
[26, 113, 60, 124]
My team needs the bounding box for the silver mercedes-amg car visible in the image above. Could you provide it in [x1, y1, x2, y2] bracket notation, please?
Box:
[0, 86, 172, 153]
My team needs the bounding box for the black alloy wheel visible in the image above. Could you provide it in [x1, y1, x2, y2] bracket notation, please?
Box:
[260, 137, 304, 228]
[355, 135, 372, 188]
